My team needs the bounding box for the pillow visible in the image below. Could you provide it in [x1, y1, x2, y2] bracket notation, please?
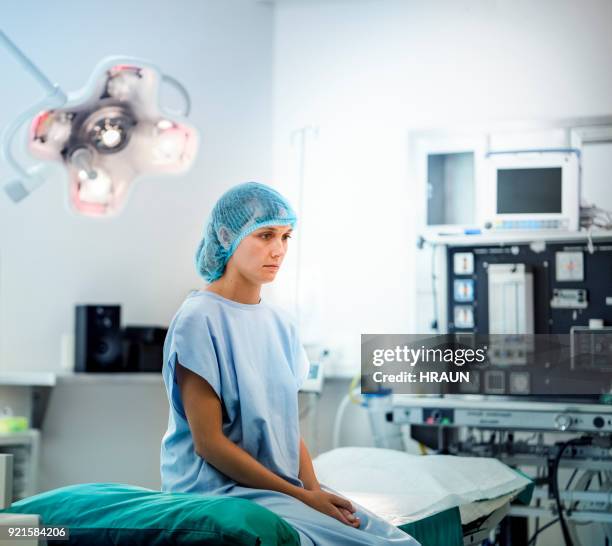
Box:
[1, 482, 300, 546]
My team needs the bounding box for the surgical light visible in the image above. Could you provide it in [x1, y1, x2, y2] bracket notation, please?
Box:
[1, 30, 199, 216]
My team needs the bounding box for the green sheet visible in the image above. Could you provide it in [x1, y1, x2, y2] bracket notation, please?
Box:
[513, 467, 535, 506]
[399, 507, 464, 546]
[1, 482, 299, 546]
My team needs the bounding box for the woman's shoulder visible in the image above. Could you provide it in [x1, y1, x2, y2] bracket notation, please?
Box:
[170, 291, 218, 331]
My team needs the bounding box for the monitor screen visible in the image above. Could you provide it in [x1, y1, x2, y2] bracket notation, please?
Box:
[497, 167, 562, 214]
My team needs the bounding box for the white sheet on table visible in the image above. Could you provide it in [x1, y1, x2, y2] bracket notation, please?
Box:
[313, 447, 531, 526]
[459, 492, 514, 524]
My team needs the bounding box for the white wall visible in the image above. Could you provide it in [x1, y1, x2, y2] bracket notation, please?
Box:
[272, 0, 612, 374]
[0, 0, 275, 372]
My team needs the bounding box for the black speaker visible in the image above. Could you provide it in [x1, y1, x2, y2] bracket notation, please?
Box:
[122, 326, 167, 372]
[75, 305, 128, 372]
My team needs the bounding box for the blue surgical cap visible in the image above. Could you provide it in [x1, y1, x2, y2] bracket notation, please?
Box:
[195, 182, 297, 283]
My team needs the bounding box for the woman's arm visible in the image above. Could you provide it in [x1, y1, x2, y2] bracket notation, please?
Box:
[298, 436, 360, 528]
[298, 437, 321, 491]
[176, 364, 357, 526]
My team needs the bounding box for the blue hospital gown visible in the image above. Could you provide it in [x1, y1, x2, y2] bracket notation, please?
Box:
[160, 290, 420, 546]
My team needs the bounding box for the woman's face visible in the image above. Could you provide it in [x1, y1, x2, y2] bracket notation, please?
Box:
[226, 225, 292, 284]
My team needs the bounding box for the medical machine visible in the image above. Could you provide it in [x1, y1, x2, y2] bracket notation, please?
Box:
[392, 397, 612, 435]
[410, 121, 612, 545]
[413, 133, 488, 236]
[0, 454, 12, 509]
[443, 233, 612, 402]
[388, 396, 612, 546]
[300, 361, 325, 394]
[0, 431, 40, 502]
[402, 230, 612, 545]
[446, 235, 612, 337]
[426, 151, 476, 227]
[410, 122, 603, 237]
[482, 150, 580, 232]
[487, 263, 534, 335]
[298, 347, 328, 455]
[570, 326, 612, 371]
[0, 454, 41, 546]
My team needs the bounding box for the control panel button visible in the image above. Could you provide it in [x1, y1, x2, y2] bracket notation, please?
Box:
[555, 414, 574, 431]
[593, 416, 605, 429]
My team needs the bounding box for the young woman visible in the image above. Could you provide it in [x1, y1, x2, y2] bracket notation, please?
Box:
[160, 182, 420, 545]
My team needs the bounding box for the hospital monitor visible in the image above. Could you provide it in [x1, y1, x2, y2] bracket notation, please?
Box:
[482, 150, 580, 232]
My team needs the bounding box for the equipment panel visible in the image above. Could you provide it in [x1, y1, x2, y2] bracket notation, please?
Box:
[446, 237, 612, 334]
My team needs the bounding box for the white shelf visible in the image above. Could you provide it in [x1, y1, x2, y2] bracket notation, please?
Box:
[56, 372, 163, 384]
[392, 395, 612, 413]
[0, 372, 163, 387]
[0, 373, 162, 429]
[0, 372, 56, 387]
[422, 229, 612, 247]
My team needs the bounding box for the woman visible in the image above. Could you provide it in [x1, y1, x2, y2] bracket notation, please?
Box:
[160, 182, 420, 545]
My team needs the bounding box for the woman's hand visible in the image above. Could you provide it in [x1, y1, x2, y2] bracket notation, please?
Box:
[301, 484, 360, 527]
[339, 507, 361, 528]
[299, 489, 361, 528]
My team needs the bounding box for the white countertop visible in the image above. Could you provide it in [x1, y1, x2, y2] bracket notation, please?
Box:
[422, 229, 612, 247]
[392, 394, 612, 413]
[0, 372, 56, 387]
[56, 372, 162, 384]
[0, 372, 162, 387]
